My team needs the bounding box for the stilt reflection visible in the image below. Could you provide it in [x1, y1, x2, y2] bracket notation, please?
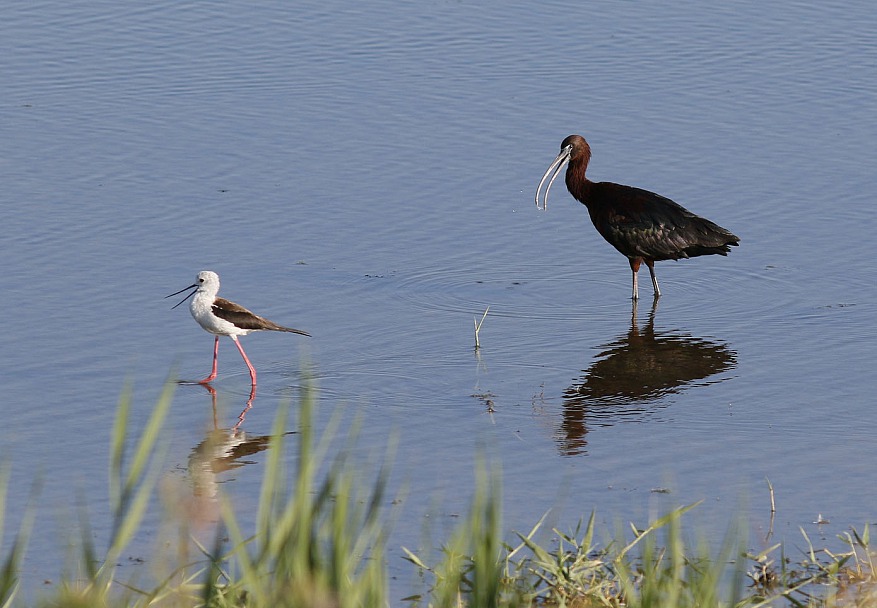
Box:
[557, 299, 736, 456]
[187, 384, 280, 500]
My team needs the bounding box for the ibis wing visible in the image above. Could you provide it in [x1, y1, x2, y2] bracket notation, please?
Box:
[590, 183, 738, 260]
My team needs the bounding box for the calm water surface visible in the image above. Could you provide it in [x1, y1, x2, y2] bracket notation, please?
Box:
[2, 0, 876, 602]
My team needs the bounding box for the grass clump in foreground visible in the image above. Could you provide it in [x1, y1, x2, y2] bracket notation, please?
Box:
[0, 379, 874, 607]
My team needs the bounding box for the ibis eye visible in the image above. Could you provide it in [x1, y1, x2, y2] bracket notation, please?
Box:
[199, 278, 204, 283]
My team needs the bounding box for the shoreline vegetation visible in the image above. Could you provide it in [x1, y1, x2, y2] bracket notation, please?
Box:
[2, 380, 874, 607]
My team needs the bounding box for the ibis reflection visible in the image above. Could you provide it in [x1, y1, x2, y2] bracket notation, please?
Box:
[558, 299, 736, 456]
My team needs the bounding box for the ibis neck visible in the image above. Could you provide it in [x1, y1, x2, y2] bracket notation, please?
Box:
[565, 159, 592, 204]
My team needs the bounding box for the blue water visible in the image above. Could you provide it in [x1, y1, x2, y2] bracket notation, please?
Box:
[2, 0, 876, 602]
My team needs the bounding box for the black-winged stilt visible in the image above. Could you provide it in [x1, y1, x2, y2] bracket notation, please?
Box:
[167, 270, 309, 385]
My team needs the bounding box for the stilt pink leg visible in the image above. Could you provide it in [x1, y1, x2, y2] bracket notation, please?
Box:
[199, 336, 220, 384]
[232, 337, 257, 385]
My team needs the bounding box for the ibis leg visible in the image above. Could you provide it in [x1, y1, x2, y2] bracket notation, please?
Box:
[628, 258, 642, 300]
[232, 337, 258, 385]
[198, 336, 220, 384]
[645, 259, 661, 298]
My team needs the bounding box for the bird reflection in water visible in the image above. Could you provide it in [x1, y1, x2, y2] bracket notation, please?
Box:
[187, 384, 283, 502]
[558, 300, 736, 456]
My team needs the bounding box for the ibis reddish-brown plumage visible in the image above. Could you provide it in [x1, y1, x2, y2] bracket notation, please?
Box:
[536, 134, 739, 299]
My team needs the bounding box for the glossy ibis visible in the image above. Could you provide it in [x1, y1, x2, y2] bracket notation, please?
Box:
[167, 271, 310, 385]
[536, 134, 739, 299]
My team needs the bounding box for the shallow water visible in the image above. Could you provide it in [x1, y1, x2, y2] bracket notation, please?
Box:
[2, 0, 876, 602]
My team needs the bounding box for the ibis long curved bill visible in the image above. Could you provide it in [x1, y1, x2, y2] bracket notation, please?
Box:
[535, 143, 573, 211]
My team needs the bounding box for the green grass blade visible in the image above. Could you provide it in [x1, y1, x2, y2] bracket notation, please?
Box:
[0, 467, 37, 608]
